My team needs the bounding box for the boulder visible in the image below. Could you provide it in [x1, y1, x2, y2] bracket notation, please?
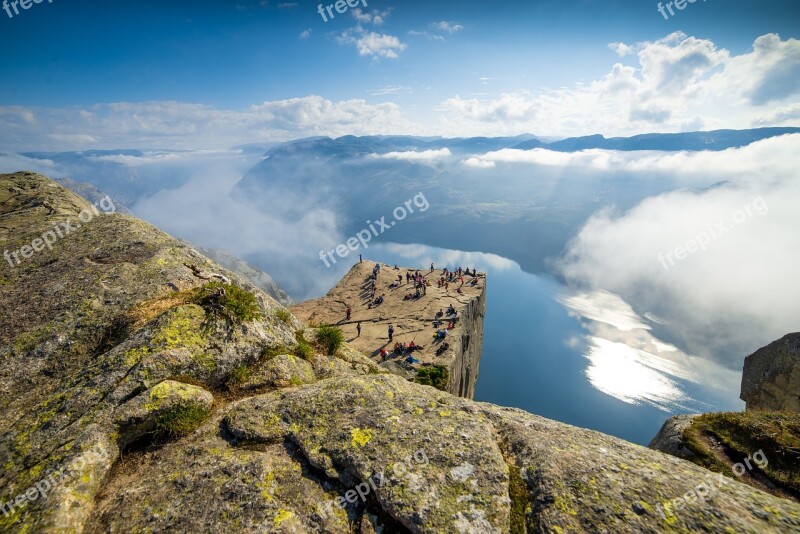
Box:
[741, 333, 800, 412]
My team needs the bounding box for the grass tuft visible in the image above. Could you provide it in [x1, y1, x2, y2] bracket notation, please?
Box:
[414, 365, 449, 391]
[315, 326, 344, 356]
[154, 402, 211, 437]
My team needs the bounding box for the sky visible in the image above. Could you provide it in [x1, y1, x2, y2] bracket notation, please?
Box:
[0, 0, 799, 150]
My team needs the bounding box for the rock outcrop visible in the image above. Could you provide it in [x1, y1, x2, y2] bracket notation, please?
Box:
[741, 333, 800, 413]
[3, 173, 800, 533]
[290, 261, 486, 398]
[651, 334, 800, 504]
[648, 414, 700, 460]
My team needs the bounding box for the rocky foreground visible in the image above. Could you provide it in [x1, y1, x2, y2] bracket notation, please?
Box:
[1, 173, 800, 533]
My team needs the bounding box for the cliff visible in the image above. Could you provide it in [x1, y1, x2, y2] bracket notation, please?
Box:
[2, 172, 800, 533]
[741, 332, 800, 413]
[290, 261, 486, 398]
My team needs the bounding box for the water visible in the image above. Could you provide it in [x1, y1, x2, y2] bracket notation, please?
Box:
[356, 242, 743, 446]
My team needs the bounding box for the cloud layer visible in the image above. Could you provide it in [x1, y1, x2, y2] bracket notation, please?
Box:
[1, 33, 797, 151]
[556, 134, 800, 373]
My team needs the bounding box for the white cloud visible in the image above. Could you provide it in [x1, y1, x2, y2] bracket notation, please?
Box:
[337, 27, 407, 59]
[408, 30, 445, 42]
[462, 157, 495, 168]
[432, 21, 463, 34]
[437, 33, 800, 137]
[442, 93, 538, 122]
[351, 8, 390, 25]
[0, 96, 417, 151]
[557, 134, 800, 373]
[299, 28, 312, 39]
[2, 33, 798, 149]
[608, 42, 633, 57]
[376, 148, 452, 162]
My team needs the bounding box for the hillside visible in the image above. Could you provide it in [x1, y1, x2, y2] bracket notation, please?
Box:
[1, 172, 799, 533]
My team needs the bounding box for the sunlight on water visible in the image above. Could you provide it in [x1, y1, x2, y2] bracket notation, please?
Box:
[584, 337, 695, 412]
[560, 290, 714, 412]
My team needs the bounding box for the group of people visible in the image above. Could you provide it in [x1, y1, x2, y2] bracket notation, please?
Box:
[435, 266, 480, 293]
[346, 262, 481, 365]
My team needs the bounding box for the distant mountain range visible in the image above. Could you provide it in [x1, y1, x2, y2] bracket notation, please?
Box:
[232, 127, 799, 275]
[10, 127, 799, 278]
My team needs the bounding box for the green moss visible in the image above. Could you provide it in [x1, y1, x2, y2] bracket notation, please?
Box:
[273, 508, 293, 525]
[194, 352, 216, 372]
[414, 366, 450, 391]
[682, 411, 800, 493]
[350, 428, 373, 447]
[228, 364, 252, 385]
[293, 339, 314, 360]
[315, 326, 344, 356]
[508, 464, 530, 534]
[154, 402, 211, 438]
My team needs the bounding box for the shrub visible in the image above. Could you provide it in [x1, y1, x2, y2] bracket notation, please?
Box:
[192, 282, 262, 329]
[294, 339, 315, 360]
[414, 366, 449, 391]
[315, 326, 344, 356]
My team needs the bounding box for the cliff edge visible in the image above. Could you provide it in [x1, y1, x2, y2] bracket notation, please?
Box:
[290, 261, 486, 398]
[2, 173, 800, 533]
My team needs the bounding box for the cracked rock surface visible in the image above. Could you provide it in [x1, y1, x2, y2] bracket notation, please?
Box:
[2, 173, 800, 533]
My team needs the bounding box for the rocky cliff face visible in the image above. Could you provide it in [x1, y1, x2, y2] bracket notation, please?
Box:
[2, 173, 800, 533]
[741, 333, 800, 413]
[447, 286, 485, 398]
[290, 262, 486, 399]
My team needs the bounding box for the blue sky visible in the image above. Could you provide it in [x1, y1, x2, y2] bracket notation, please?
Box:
[0, 0, 798, 148]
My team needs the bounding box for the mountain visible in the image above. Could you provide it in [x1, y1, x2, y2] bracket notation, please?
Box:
[3, 172, 799, 532]
[533, 128, 800, 152]
[234, 128, 799, 277]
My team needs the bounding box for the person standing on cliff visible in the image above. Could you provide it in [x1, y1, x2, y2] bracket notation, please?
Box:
[356, 321, 361, 337]
[388, 324, 394, 342]
[346, 306, 352, 321]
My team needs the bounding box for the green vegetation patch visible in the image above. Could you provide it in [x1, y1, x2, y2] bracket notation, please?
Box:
[274, 308, 292, 325]
[154, 402, 211, 438]
[192, 281, 263, 329]
[414, 365, 450, 391]
[683, 411, 800, 493]
[508, 464, 531, 534]
[314, 326, 344, 356]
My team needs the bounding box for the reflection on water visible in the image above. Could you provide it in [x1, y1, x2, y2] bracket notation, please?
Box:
[559, 290, 711, 412]
[358, 242, 743, 445]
